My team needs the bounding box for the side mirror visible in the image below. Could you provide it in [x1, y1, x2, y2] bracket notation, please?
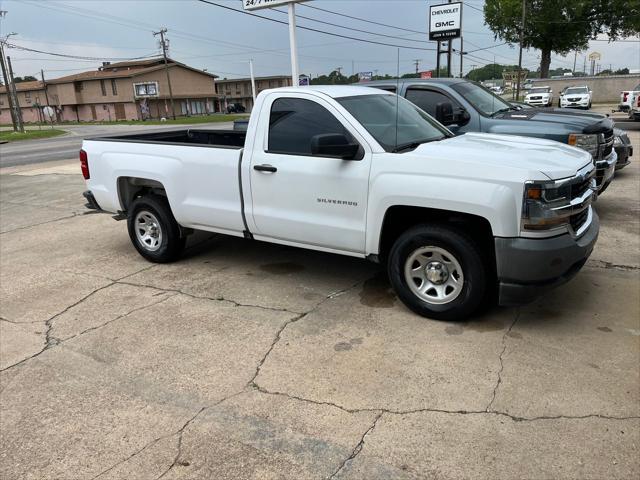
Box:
[310, 133, 361, 160]
[435, 101, 454, 125]
[457, 108, 471, 125]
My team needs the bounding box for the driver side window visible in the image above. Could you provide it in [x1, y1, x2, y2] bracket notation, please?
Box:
[405, 88, 459, 117]
[268, 97, 355, 156]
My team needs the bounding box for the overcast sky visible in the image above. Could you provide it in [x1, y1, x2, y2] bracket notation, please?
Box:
[1, 0, 638, 81]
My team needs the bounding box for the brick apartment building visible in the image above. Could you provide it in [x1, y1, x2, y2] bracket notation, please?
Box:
[0, 57, 219, 123]
[216, 75, 293, 112]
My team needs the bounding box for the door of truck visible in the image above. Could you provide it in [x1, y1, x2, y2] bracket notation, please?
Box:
[247, 93, 371, 254]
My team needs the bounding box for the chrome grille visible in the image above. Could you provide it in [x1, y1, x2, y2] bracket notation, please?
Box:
[602, 130, 614, 157]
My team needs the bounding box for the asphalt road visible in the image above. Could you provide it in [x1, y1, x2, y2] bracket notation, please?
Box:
[0, 122, 235, 168]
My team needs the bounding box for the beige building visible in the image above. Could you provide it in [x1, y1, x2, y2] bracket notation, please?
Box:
[216, 75, 293, 112]
[1, 58, 219, 123]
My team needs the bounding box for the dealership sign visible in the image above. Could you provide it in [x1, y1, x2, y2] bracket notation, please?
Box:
[420, 71, 433, 79]
[429, 2, 462, 41]
[358, 71, 373, 82]
[243, 0, 307, 11]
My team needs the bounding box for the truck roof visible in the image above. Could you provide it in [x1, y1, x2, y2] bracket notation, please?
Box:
[360, 78, 467, 87]
[265, 85, 392, 98]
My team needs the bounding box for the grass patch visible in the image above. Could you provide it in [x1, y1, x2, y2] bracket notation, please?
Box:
[0, 129, 67, 142]
[0, 114, 249, 128]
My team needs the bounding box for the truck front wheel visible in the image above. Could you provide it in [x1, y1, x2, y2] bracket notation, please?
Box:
[388, 225, 487, 321]
[127, 195, 185, 263]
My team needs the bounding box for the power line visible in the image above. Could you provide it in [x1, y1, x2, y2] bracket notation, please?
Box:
[270, 7, 435, 45]
[302, 2, 429, 35]
[196, 1, 436, 51]
[5, 43, 158, 61]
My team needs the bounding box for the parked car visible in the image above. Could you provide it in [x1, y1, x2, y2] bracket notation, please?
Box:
[226, 102, 246, 114]
[490, 86, 504, 95]
[364, 79, 616, 192]
[80, 86, 598, 321]
[524, 86, 553, 107]
[618, 83, 640, 115]
[559, 86, 592, 109]
[629, 91, 640, 121]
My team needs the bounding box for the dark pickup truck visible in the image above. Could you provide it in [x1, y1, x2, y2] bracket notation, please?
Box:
[364, 79, 617, 192]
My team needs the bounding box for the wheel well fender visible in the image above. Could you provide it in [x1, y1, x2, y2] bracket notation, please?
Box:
[117, 176, 167, 212]
[377, 205, 495, 264]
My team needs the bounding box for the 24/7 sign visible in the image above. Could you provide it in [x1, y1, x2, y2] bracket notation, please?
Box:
[243, 0, 307, 11]
[429, 2, 462, 41]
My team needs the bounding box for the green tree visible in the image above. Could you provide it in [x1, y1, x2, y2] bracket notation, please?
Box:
[484, 0, 640, 79]
[13, 75, 37, 83]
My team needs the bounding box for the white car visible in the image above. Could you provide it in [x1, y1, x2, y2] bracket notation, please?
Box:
[524, 86, 553, 107]
[80, 86, 598, 320]
[559, 86, 592, 110]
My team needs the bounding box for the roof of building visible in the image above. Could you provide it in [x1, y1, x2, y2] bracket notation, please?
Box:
[216, 75, 291, 83]
[46, 57, 217, 84]
[0, 80, 45, 93]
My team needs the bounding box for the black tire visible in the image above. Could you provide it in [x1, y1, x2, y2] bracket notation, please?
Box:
[127, 195, 185, 263]
[387, 224, 488, 321]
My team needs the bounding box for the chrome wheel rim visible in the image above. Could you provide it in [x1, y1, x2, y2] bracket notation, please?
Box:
[404, 246, 464, 305]
[134, 211, 162, 252]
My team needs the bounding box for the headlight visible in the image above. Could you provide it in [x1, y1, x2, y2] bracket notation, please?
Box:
[613, 136, 623, 147]
[568, 133, 599, 157]
[522, 181, 572, 231]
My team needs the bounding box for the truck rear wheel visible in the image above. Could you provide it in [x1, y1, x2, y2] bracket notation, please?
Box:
[387, 224, 487, 321]
[127, 195, 185, 263]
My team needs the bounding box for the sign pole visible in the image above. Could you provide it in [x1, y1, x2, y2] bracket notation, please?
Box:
[249, 59, 257, 102]
[435, 41, 441, 78]
[288, 2, 300, 86]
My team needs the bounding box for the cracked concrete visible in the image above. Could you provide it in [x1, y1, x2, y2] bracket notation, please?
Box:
[1, 125, 639, 480]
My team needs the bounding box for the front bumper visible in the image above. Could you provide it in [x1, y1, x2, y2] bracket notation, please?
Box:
[561, 99, 589, 108]
[614, 143, 632, 170]
[495, 210, 599, 306]
[594, 150, 616, 193]
[525, 98, 551, 106]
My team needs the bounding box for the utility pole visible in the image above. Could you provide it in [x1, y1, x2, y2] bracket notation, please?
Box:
[515, 0, 526, 101]
[413, 59, 420, 75]
[288, 2, 300, 86]
[40, 69, 50, 107]
[459, 36, 464, 78]
[573, 50, 578, 74]
[0, 37, 19, 132]
[335, 66, 343, 76]
[6, 55, 24, 131]
[153, 28, 176, 119]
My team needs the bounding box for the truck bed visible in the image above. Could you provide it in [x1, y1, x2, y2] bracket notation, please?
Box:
[88, 129, 246, 149]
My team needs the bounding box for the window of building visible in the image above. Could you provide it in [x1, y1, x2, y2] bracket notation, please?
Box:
[25, 91, 31, 102]
[405, 88, 459, 117]
[268, 97, 353, 156]
[111, 79, 117, 95]
[134, 82, 158, 97]
[74, 81, 83, 92]
[100, 79, 107, 96]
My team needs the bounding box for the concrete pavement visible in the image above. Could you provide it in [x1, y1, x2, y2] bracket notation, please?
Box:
[0, 130, 638, 479]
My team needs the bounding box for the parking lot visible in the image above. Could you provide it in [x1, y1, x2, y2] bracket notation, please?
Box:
[1, 117, 639, 479]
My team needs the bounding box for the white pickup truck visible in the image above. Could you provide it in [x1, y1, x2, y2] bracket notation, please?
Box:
[81, 86, 598, 320]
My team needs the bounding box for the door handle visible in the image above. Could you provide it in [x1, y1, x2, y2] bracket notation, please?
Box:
[254, 164, 277, 173]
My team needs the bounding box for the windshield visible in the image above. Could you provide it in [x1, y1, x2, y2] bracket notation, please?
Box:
[530, 87, 550, 94]
[450, 81, 512, 116]
[565, 87, 588, 94]
[337, 94, 450, 152]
